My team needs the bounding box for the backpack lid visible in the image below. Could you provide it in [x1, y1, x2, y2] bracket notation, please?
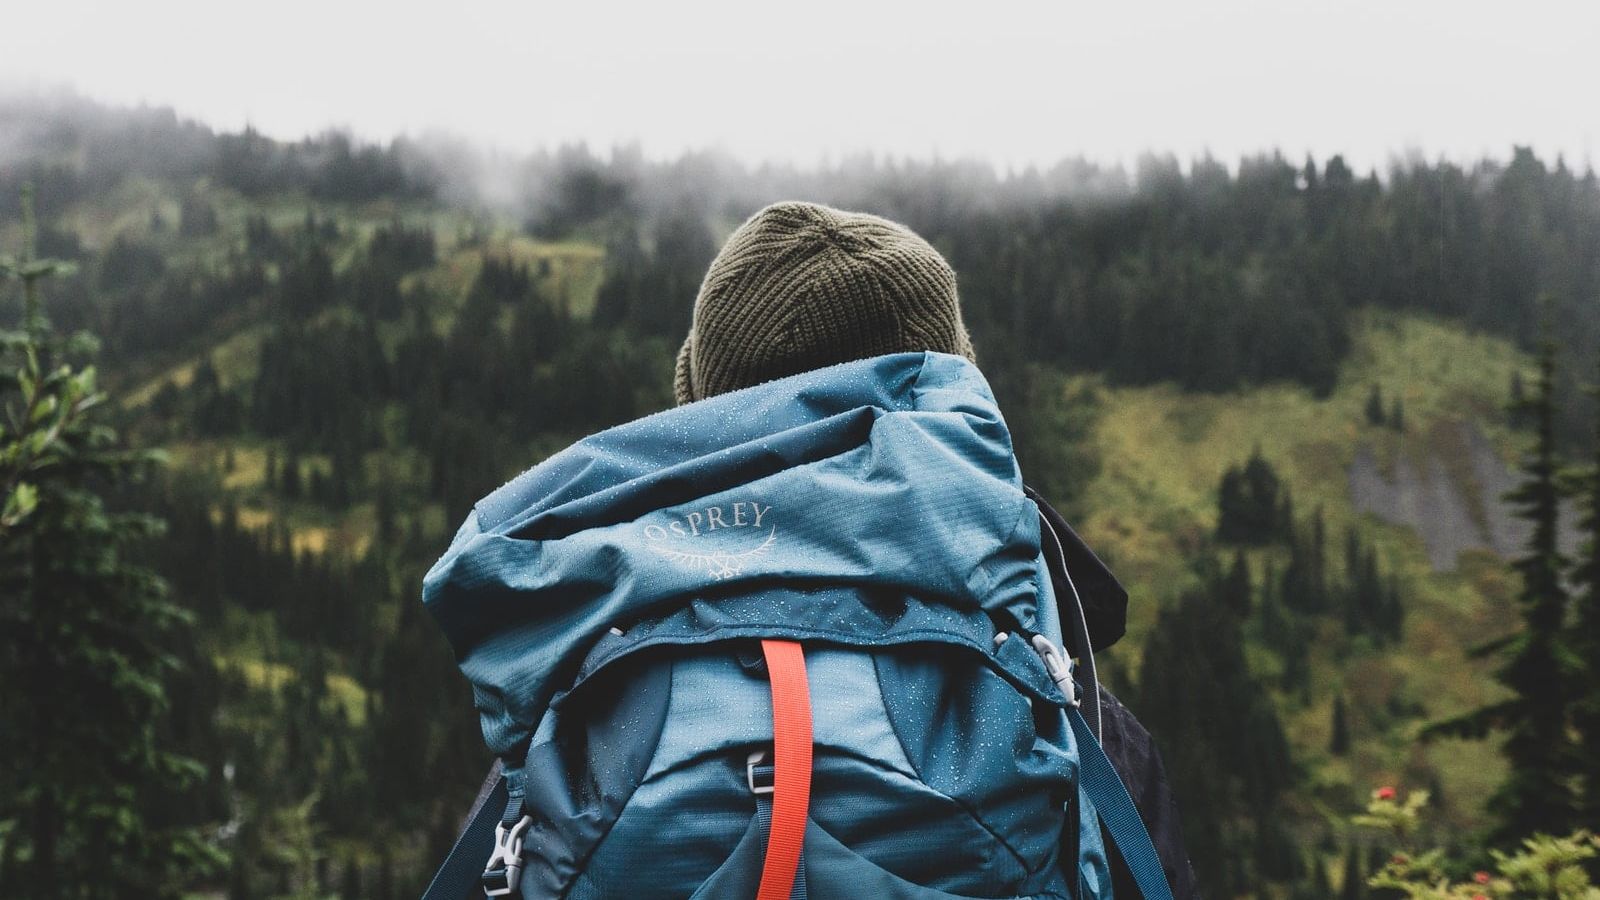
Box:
[423, 351, 1054, 756]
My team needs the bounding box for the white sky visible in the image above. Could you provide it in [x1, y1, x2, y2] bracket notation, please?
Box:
[3, 0, 1598, 172]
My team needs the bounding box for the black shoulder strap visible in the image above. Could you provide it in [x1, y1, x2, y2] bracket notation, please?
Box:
[1024, 485, 1129, 653]
[422, 761, 507, 900]
[1035, 496, 1105, 739]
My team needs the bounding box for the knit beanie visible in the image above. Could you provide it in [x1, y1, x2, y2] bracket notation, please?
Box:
[674, 201, 975, 405]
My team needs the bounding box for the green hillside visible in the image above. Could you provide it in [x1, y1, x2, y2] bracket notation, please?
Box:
[6, 98, 1600, 898]
[111, 186, 1526, 854]
[1080, 310, 1530, 834]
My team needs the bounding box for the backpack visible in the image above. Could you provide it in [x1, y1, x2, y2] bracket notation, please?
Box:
[420, 352, 1174, 899]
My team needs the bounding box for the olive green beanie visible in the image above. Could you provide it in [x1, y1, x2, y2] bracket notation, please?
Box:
[673, 201, 975, 405]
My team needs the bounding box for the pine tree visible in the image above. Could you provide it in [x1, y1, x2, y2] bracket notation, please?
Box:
[1330, 695, 1351, 756]
[0, 186, 220, 894]
[1311, 505, 1328, 592]
[1381, 573, 1405, 642]
[1223, 549, 1253, 616]
[1429, 338, 1578, 840]
[1139, 586, 1297, 896]
[1217, 447, 1286, 544]
[1572, 361, 1600, 826]
[1509, 370, 1528, 429]
[1281, 510, 1330, 615]
[283, 452, 303, 499]
[1259, 559, 1293, 651]
[1365, 384, 1386, 425]
[1338, 843, 1364, 900]
[1301, 853, 1332, 899]
[1342, 527, 1365, 635]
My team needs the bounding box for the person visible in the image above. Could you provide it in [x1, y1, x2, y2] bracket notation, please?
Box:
[423, 200, 1199, 899]
[672, 201, 1199, 898]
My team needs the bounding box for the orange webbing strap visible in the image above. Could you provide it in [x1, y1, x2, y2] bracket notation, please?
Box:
[757, 639, 812, 900]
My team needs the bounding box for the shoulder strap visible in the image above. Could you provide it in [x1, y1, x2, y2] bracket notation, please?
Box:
[423, 762, 509, 900]
[1036, 502, 1104, 739]
[1070, 706, 1175, 900]
[1024, 485, 1129, 652]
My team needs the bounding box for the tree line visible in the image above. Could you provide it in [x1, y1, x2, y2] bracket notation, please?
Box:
[1431, 342, 1600, 843]
[1135, 450, 1410, 896]
[3, 98, 1600, 896]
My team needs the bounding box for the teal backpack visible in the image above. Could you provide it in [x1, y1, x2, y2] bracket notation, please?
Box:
[421, 352, 1173, 899]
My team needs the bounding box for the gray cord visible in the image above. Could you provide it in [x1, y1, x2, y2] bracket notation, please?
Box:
[1040, 512, 1102, 742]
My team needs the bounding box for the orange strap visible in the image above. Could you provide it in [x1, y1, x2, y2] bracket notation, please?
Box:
[756, 639, 812, 900]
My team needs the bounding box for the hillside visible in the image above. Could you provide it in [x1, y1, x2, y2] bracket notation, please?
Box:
[1080, 311, 1532, 830]
[5, 97, 1599, 898]
[103, 192, 1532, 879]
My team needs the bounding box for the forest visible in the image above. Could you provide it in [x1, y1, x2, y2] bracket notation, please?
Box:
[2, 94, 1599, 898]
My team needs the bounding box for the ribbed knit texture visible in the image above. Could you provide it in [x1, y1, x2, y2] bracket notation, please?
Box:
[674, 201, 975, 405]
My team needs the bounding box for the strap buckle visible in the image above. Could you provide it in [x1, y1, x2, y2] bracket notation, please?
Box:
[481, 815, 531, 897]
[746, 749, 775, 794]
[1030, 635, 1080, 707]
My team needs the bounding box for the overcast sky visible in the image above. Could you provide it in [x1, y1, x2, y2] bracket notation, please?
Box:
[3, 0, 1597, 172]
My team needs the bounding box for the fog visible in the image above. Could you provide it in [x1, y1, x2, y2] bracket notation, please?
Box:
[3, 0, 1597, 173]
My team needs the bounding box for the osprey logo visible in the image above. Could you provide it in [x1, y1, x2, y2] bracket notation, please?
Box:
[643, 501, 776, 580]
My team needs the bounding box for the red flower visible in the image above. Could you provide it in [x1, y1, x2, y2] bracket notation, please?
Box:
[1473, 894, 1488, 900]
[1473, 871, 1491, 884]
[1376, 786, 1397, 800]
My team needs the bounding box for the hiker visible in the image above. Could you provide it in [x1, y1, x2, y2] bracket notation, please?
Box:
[672, 202, 1198, 898]
[423, 202, 1198, 898]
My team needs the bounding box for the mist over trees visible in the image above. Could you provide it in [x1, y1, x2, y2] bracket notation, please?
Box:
[5, 93, 1598, 438]
[4, 93, 1600, 898]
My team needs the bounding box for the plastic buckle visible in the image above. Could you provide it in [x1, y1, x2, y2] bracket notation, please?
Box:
[482, 815, 531, 897]
[1030, 635, 1081, 707]
[746, 749, 775, 795]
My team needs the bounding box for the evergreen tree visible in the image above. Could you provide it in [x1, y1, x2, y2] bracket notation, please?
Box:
[0, 186, 219, 894]
[1222, 549, 1253, 617]
[1381, 573, 1405, 642]
[178, 194, 219, 237]
[1365, 384, 1386, 425]
[1330, 695, 1351, 756]
[1277, 486, 1297, 540]
[1509, 370, 1528, 429]
[1139, 585, 1297, 896]
[1430, 338, 1578, 840]
[1572, 361, 1600, 825]
[1342, 527, 1365, 634]
[365, 587, 482, 891]
[1298, 854, 1332, 900]
[1336, 523, 1407, 645]
[1217, 447, 1286, 544]
[1280, 624, 1313, 698]
[283, 452, 303, 499]
[1338, 843, 1364, 900]
[1258, 559, 1294, 652]
[1281, 512, 1330, 614]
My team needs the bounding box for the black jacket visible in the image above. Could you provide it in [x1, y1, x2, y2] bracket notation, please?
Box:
[1029, 487, 1201, 899]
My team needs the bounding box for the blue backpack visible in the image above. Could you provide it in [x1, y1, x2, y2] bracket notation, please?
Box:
[421, 353, 1173, 899]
